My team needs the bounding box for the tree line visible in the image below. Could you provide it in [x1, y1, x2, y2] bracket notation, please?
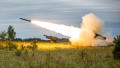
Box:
[0, 25, 49, 42]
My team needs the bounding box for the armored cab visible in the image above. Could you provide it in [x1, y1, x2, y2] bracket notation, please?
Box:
[44, 35, 58, 43]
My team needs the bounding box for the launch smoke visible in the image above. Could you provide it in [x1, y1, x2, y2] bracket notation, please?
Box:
[31, 13, 110, 46]
[69, 13, 106, 46]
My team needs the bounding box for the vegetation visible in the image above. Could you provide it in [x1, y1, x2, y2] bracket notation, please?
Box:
[31, 40, 38, 51]
[0, 30, 7, 41]
[5, 39, 18, 50]
[7, 25, 16, 40]
[113, 35, 120, 60]
[0, 42, 120, 68]
[15, 49, 22, 56]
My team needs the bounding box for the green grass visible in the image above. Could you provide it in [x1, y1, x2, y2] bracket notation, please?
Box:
[0, 42, 120, 68]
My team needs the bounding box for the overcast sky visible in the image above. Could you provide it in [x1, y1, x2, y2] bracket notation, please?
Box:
[0, 0, 120, 39]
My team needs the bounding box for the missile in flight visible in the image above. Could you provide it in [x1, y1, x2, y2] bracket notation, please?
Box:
[20, 18, 31, 22]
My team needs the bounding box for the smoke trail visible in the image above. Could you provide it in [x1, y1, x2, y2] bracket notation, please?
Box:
[31, 21, 80, 37]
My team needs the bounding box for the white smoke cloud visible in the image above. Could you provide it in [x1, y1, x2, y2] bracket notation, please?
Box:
[69, 13, 110, 46]
[92, 40, 109, 46]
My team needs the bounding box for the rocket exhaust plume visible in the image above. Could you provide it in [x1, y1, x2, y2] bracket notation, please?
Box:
[31, 21, 80, 38]
[21, 13, 111, 46]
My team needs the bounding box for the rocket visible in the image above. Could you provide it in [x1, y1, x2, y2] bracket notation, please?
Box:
[20, 18, 31, 22]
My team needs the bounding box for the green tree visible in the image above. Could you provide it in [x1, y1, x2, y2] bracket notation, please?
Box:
[7, 25, 16, 40]
[0, 31, 7, 41]
[113, 35, 120, 60]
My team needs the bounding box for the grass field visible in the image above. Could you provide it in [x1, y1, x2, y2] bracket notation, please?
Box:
[0, 42, 120, 68]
